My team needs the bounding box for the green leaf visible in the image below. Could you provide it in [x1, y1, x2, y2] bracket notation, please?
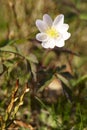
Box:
[0, 45, 25, 58]
[0, 45, 18, 54]
[56, 74, 70, 88]
[72, 74, 87, 87]
[38, 77, 53, 92]
[56, 73, 72, 102]
[26, 53, 38, 64]
[29, 61, 37, 81]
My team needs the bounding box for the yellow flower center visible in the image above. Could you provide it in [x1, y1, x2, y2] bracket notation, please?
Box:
[46, 27, 59, 38]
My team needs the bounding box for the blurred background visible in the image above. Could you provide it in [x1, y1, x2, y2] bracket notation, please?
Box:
[0, 0, 87, 129]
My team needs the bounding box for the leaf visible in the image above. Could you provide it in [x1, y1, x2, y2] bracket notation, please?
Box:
[29, 61, 37, 81]
[56, 73, 72, 102]
[3, 60, 14, 68]
[0, 45, 18, 54]
[60, 72, 74, 79]
[3, 60, 15, 79]
[0, 45, 25, 59]
[72, 74, 87, 87]
[62, 82, 72, 103]
[26, 53, 38, 64]
[56, 74, 70, 88]
[26, 54, 38, 81]
[38, 77, 53, 92]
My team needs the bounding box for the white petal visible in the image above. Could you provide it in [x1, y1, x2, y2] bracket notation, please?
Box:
[62, 32, 71, 40]
[42, 39, 55, 49]
[42, 42, 50, 48]
[36, 33, 48, 41]
[55, 38, 65, 47]
[43, 14, 53, 27]
[36, 20, 48, 32]
[56, 24, 69, 33]
[49, 39, 56, 48]
[53, 14, 64, 26]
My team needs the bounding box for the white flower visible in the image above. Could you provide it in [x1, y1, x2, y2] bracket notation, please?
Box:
[35, 14, 71, 49]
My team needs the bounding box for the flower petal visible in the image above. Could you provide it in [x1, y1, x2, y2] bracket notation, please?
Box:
[62, 32, 71, 40]
[36, 14, 71, 49]
[43, 14, 53, 27]
[36, 20, 48, 32]
[53, 14, 64, 26]
[42, 39, 55, 49]
[55, 38, 65, 47]
[56, 24, 69, 33]
[36, 33, 48, 41]
[42, 42, 50, 48]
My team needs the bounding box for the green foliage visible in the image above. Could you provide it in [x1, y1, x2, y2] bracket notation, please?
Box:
[0, 0, 87, 129]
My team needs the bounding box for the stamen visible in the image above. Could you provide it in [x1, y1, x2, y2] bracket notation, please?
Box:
[46, 27, 59, 38]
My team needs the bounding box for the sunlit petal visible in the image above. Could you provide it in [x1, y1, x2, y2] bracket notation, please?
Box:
[56, 24, 69, 33]
[36, 14, 71, 49]
[62, 32, 71, 40]
[42, 39, 55, 48]
[36, 33, 48, 41]
[43, 14, 53, 27]
[36, 20, 48, 32]
[55, 38, 65, 47]
[53, 14, 64, 26]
